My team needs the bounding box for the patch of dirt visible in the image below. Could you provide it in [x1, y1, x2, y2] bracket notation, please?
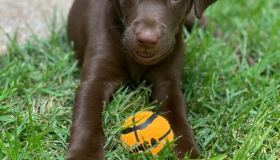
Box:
[0, 0, 74, 55]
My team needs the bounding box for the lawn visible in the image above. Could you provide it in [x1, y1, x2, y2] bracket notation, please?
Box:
[0, 0, 280, 159]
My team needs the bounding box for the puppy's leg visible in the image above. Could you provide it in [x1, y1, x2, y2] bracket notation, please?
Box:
[66, 63, 126, 159]
[151, 80, 201, 159]
[185, 8, 209, 32]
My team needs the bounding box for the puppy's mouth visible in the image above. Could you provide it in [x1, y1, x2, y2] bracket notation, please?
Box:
[132, 51, 158, 65]
[136, 51, 155, 59]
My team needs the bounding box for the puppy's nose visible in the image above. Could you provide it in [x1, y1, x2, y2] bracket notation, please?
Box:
[136, 31, 158, 49]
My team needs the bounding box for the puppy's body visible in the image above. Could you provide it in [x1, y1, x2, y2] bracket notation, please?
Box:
[67, 0, 216, 159]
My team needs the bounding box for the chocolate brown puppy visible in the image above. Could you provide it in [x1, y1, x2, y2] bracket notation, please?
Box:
[66, 0, 216, 159]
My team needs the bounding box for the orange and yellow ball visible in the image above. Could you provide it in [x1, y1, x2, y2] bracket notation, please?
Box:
[121, 111, 174, 154]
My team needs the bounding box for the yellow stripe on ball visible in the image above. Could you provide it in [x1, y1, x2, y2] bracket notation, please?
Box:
[121, 111, 174, 154]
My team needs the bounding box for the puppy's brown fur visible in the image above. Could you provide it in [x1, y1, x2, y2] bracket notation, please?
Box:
[66, 0, 216, 159]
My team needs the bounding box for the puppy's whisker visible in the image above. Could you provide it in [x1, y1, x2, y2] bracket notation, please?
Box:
[107, 26, 125, 29]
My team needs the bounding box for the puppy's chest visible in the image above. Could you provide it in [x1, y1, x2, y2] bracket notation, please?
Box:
[127, 63, 148, 83]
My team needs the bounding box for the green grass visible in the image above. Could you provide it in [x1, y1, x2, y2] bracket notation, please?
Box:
[1, 0, 280, 159]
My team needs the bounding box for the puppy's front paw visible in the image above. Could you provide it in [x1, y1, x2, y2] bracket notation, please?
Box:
[66, 145, 105, 160]
[174, 138, 203, 159]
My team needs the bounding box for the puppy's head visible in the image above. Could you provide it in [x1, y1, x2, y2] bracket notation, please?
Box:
[112, 0, 216, 65]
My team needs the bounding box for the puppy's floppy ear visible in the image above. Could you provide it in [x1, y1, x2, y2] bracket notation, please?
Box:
[111, 0, 123, 19]
[193, 0, 217, 18]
